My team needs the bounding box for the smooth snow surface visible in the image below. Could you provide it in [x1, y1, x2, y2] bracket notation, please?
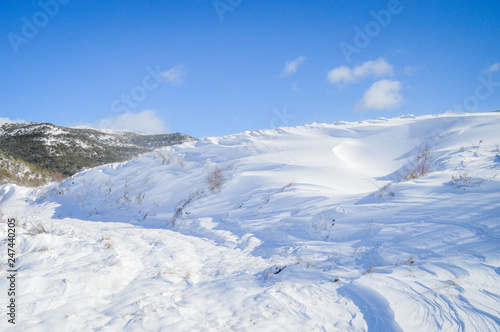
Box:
[1, 113, 500, 331]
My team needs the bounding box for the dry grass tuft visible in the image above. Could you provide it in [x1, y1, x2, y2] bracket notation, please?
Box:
[206, 166, 225, 192]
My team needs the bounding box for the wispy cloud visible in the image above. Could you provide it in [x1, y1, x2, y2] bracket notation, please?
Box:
[161, 64, 187, 85]
[97, 110, 166, 134]
[355, 79, 403, 111]
[404, 65, 425, 75]
[327, 58, 393, 85]
[0, 117, 25, 124]
[281, 56, 307, 77]
[484, 63, 500, 73]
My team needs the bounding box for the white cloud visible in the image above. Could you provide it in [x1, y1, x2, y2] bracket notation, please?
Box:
[161, 64, 187, 85]
[281, 56, 307, 77]
[97, 110, 166, 134]
[355, 80, 403, 111]
[484, 63, 500, 73]
[327, 58, 393, 85]
[0, 117, 25, 124]
[404, 65, 425, 75]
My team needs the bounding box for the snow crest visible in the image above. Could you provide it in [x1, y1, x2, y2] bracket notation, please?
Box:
[1, 113, 500, 331]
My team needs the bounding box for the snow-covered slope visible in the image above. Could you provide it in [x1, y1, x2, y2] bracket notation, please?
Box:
[1, 113, 499, 331]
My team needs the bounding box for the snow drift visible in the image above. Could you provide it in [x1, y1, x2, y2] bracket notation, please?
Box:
[1, 112, 499, 331]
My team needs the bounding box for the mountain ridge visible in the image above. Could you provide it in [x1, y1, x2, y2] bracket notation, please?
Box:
[0, 122, 196, 181]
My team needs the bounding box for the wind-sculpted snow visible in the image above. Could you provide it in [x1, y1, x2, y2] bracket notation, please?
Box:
[1, 113, 500, 331]
[337, 283, 403, 332]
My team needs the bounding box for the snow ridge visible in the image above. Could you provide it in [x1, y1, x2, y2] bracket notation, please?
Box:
[1, 112, 499, 331]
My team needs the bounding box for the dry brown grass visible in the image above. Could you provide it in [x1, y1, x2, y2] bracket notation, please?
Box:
[398, 143, 432, 181]
[206, 166, 225, 192]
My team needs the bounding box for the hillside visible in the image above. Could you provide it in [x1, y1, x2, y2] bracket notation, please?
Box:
[0, 149, 59, 186]
[0, 113, 499, 331]
[0, 122, 196, 177]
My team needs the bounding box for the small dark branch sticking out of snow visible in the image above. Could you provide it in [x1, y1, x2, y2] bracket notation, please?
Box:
[170, 190, 204, 226]
[271, 265, 286, 275]
[263, 265, 287, 278]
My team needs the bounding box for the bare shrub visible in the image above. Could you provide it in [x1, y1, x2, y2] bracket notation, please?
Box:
[122, 178, 131, 204]
[51, 172, 65, 183]
[281, 182, 293, 192]
[406, 256, 416, 265]
[176, 156, 186, 168]
[416, 144, 431, 177]
[368, 179, 394, 198]
[157, 150, 187, 168]
[377, 183, 394, 198]
[99, 236, 114, 249]
[398, 143, 432, 181]
[473, 140, 482, 157]
[363, 263, 376, 275]
[104, 180, 113, 195]
[184, 268, 192, 281]
[206, 166, 225, 192]
[156, 151, 172, 165]
[171, 190, 203, 226]
[135, 193, 145, 206]
[26, 222, 50, 235]
[451, 171, 478, 190]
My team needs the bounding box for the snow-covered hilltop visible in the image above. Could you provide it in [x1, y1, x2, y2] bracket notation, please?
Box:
[1, 113, 500, 331]
[0, 122, 196, 179]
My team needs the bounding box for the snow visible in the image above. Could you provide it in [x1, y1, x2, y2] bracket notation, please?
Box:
[0, 123, 65, 137]
[1, 112, 499, 331]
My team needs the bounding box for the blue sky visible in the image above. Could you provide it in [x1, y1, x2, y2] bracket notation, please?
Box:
[1, 0, 499, 137]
